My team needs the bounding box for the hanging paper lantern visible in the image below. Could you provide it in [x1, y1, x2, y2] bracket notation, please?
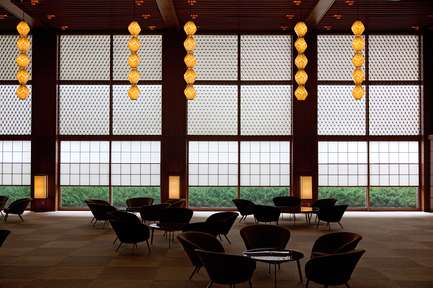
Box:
[17, 21, 30, 36]
[294, 37, 307, 53]
[184, 85, 197, 100]
[295, 70, 308, 85]
[294, 21, 308, 37]
[128, 37, 141, 53]
[16, 53, 30, 67]
[294, 85, 308, 101]
[16, 69, 29, 85]
[128, 69, 141, 84]
[184, 36, 196, 51]
[128, 53, 140, 68]
[352, 68, 365, 85]
[184, 53, 197, 68]
[128, 21, 141, 36]
[352, 36, 364, 51]
[351, 20, 365, 36]
[16, 20, 31, 101]
[295, 53, 308, 69]
[184, 69, 197, 84]
[352, 52, 365, 67]
[16, 84, 29, 100]
[16, 37, 30, 52]
[352, 85, 365, 100]
[184, 21, 197, 35]
[128, 85, 140, 100]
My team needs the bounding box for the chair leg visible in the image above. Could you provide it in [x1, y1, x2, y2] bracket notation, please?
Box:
[328, 222, 331, 231]
[18, 214, 24, 222]
[338, 222, 344, 229]
[206, 280, 213, 288]
[115, 242, 123, 252]
[4, 213, 8, 222]
[189, 266, 199, 280]
[248, 279, 253, 288]
[146, 240, 151, 252]
[223, 234, 231, 244]
[305, 279, 309, 288]
[151, 228, 155, 244]
[316, 219, 320, 228]
[345, 283, 351, 288]
[89, 217, 95, 224]
[113, 237, 118, 245]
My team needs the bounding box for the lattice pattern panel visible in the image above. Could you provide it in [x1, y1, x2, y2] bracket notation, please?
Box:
[240, 141, 290, 186]
[370, 141, 419, 186]
[188, 85, 238, 135]
[194, 35, 238, 80]
[113, 85, 161, 135]
[0, 141, 31, 185]
[112, 141, 160, 186]
[318, 35, 363, 81]
[60, 141, 109, 186]
[189, 141, 238, 186]
[0, 85, 32, 135]
[60, 35, 110, 80]
[241, 85, 291, 135]
[59, 85, 110, 135]
[0, 35, 32, 80]
[241, 35, 291, 80]
[318, 85, 366, 135]
[369, 85, 419, 135]
[319, 141, 368, 186]
[369, 35, 419, 80]
[113, 35, 162, 81]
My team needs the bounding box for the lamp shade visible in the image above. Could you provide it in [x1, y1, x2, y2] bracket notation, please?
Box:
[295, 53, 308, 69]
[352, 68, 365, 84]
[295, 70, 308, 85]
[184, 53, 197, 68]
[294, 85, 308, 101]
[184, 85, 196, 100]
[34, 175, 48, 199]
[351, 20, 365, 36]
[184, 36, 196, 51]
[128, 85, 140, 100]
[184, 69, 197, 84]
[16, 69, 29, 85]
[352, 85, 365, 100]
[128, 53, 140, 68]
[184, 21, 197, 35]
[128, 37, 141, 53]
[17, 37, 31, 52]
[17, 21, 30, 36]
[128, 69, 141, 84]
[16, 53, 30, 67]
[128, 21, 141, 36]
[352, 52, 365, 67]
[352, 36, 365, 51]
[300, 176, 313, 200]
[169, 176, 181, 199]
[294, 21, 308, 37]
[16, 85, 29, 100]
[294, 37, 307, 53]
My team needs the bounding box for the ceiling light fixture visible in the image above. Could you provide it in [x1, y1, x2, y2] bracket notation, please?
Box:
[184, 1, 198, 100]
[351, 19, 365, 100]
[127, 21, 141, 100]
[294, 20, 308, 101]
[16, 2, 31, 101]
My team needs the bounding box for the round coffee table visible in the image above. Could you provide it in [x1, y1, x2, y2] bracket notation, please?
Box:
[243, 248, 304, 287]
[277, 206, 319, 224]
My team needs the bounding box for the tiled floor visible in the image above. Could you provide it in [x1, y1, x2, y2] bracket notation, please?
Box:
[1, 211, 433, 287]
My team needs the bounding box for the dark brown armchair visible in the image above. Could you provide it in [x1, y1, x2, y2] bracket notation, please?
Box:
[177, 231, 225, 280]
[232, 199, 255, 222]
[240, 224, 290, 250]
[3, 198, 32, 222]
[317, 205, 348, 231]
[85, 200, 117, 227]
[311, 232, 362, 258]
[126, 197, 154, 212]
[139, 203, 169, 223]
[305, 250, 365, 288]
[253, 205, 281, 224]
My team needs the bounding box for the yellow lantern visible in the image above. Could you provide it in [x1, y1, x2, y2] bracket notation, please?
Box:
[16, 84, 29, 100]
[16, 69, 29, 85]
[184, 85, 196, 100]
[352, 68, 364, 85]
[295, 70, 308, 85]
[16, 53, 30, 67]
[294, 85, 308, 101]
[17, 21, 30, 37]
[294, 21, 308, 37]
[352, 36, 364, 51]
[128, 53, 140, 68]
[184, 21, 197, 35]
[17, 37, 30, 52]
[184, 53, 197, 68]
[351, 20, 365, 36]
[352, 52, 365, 67]
[294, 37, 307, 53]
[184, 69, 197, 84]
[128, 21, 141, 36]
[295, 54, 308, 69]
[128, 85, 140, 100]
[128, 69, 141, 84]
[184, 36, 196, 51]
[352, 85, 365, 100]
[128, 37, 141, 53]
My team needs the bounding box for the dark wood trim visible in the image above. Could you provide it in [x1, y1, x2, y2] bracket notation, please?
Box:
[0, 0, 35, 26]
[306, 0, 336, 26]
[155, 0, 180, 28]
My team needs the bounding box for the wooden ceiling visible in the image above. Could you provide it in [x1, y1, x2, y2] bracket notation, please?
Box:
[0, 0, 432, 32]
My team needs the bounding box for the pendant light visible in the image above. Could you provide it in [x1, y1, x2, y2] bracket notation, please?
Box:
[184, 1, 198, 100]
[351, 1, 365, 100]
[127, 1, 142, 101]
[16, 17, 31, 101]
[294, 21, 308, 101]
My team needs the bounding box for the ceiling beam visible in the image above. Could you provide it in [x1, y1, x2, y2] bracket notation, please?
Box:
[0, 0, 34, 26]
[156, 0, 179, 28]
[306, 0, 336, 26]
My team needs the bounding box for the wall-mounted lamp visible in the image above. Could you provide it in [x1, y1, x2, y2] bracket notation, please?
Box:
[168, 176, 180, 200]
[34, 175, 48, 199]
[300, 176, 313, 200]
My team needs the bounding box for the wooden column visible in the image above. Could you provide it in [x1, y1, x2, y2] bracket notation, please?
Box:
[422, 29, 433, 212]
[31, 28, 58, 211]
[292, 31, 318, 204]
[160, 29, 187, 203]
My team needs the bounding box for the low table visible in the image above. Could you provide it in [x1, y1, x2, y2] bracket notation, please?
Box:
[149, 222, 186, 248]
[244, 248, 304, 288]
[276, 206, 319, 224]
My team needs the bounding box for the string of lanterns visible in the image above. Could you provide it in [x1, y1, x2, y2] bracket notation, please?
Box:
[127, 21, 142, 100]
[16, 21, 31, 100]
[294, 21, 308, 101]
[183, 21, 197, 100]
[351, 20, 365, 100]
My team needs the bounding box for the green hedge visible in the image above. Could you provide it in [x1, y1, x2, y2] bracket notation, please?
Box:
[112, 187, 160, 208]
[61, 187, 109, 208]
[319, 187, 366, 207]
[370, 187, 417, 208]
[0, 186, 31, 205]
[240, 187, 289, 205]
[189, 187, 236, 208]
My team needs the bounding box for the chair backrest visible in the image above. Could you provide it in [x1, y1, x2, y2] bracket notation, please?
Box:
[166, 198, 186, 208]
[312, 232, 362, 255]
[253, 205, 281, 223]
[7, 198, 32, 214]
[240, 224, 290, 250]
[126, 197, 154, 208]
[318, 205, 348, 222]
[232, 199, 255, 216]
[0, 196, 9, 210]
[305, 250, 365, 286]
[109, 210, 142, 225]
[85, 199, 110, 205]
[196, 249, 256, 285]
[182, 222, 219, 236]
[312, 198, 337, 209]
[86, 202, 117, 220]
[139, 203, 169, 222]
[177, 232, 224, 267]
[206, 212, 238, 235]
[0, 230, 11, 247]
[272, 196, 301, 207]
[160, 207, 193, 224]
